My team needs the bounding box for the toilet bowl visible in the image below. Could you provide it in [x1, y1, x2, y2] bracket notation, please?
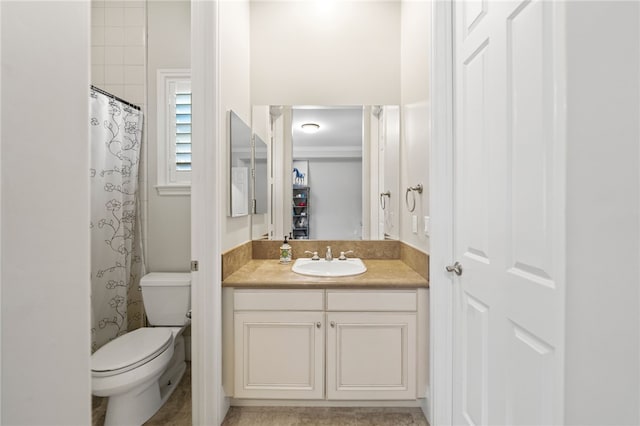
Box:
[92, 328, 182, 426]
[91, 272, 190, 426]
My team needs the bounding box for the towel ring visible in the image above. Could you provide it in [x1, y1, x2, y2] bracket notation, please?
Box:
[405, 184, 423, 212]
[379, 191, 391, 210]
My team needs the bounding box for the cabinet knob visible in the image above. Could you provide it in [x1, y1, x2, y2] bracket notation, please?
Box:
[330, 321, 336, 328]
[316, 322, 321, 329]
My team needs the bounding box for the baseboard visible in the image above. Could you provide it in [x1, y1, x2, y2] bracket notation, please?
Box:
[420, 393, 431, 425]
[220, 395, 231, 424]
[229, 398, 424, 408]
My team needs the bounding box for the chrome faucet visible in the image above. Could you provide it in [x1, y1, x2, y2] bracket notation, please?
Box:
[325, 246, 333, 261]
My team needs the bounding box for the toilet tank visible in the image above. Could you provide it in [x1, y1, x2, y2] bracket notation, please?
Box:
[140, 272, 191, 326]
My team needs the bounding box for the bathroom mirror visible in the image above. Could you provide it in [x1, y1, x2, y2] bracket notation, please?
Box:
[229, 110, 252, 217]
[252, 105, 400, 241]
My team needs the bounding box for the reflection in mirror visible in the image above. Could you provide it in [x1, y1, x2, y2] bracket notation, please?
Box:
[252, 105, 400, 240]
[253, 135, 268, 215]
[229, 110, 252, 217]
[251, 134, 269, 239]
[292, 107, 363, 239]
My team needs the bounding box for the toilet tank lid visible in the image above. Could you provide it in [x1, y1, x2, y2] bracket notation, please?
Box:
[140, 272, 191, 287]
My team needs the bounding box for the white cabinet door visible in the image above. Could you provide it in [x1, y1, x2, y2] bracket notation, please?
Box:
[234, 311, 324, 399]
[326, 312, 416, 400]
[452, 0, 565, 424]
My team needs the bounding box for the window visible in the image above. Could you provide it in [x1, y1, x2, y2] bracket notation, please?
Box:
[157, 69, 191, 195]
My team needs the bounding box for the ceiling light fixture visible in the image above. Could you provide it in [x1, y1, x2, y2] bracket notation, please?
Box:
[301, 123, 320, 133]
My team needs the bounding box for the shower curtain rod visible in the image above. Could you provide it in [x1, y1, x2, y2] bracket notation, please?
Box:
[91, 85, 141, 111]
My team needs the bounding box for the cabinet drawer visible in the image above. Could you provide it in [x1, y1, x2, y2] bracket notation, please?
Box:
[234, 289, 324, 311]
[326, 290, 417, 312]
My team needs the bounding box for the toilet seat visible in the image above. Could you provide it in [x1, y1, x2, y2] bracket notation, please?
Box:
[92, 328, 173, 377]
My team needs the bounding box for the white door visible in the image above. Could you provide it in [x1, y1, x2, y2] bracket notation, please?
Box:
[452, 1, 565, 424]
[234, 311, 324, 399]
[326, 312, 416, 400]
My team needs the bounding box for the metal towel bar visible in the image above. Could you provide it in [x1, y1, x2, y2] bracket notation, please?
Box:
[405, 184, 423, 212]
[379, 191, 391, 210]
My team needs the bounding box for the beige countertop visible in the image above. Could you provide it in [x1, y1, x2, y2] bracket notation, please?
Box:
[222, 259, 428, 289]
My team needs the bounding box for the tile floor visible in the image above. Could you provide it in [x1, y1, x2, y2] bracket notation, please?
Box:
[221, 406, 429, 426]
[93, 362, 429, 426]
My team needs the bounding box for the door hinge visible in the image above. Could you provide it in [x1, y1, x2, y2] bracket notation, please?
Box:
[191, 260, 199, 272]
[252, 199, 257, 214]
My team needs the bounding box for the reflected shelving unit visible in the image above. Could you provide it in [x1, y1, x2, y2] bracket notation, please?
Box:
[292, 185, 310, 239]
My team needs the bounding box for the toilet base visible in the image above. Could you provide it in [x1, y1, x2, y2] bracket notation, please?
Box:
[158, 335, 187, 401]
[104, 375, 163, 426]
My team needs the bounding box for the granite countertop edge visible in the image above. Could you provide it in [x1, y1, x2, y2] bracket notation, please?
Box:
[222, 259, 429, 289]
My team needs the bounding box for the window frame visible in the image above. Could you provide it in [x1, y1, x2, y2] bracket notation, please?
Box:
[156, 69, 192, 196]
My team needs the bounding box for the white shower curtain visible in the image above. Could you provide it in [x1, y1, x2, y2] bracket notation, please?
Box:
[90, 89, 145, 352]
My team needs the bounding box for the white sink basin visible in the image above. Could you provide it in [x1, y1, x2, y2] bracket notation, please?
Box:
[292, 258, 367, 277]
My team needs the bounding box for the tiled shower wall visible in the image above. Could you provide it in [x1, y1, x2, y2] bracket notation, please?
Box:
[91, 0, 148, 329]
[91, 0, 146, 105]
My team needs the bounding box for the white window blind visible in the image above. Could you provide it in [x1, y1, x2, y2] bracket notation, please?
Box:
[157, 69, 191, 195]
[174, 84, 192, 172]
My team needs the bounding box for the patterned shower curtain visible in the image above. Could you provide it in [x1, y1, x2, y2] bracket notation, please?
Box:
[90, 89, 145, 352]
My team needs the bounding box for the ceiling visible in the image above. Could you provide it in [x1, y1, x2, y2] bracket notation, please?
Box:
[291, 107, 363, 157]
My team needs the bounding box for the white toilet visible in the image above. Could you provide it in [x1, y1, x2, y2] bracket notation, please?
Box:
[92, 272, 191, 426]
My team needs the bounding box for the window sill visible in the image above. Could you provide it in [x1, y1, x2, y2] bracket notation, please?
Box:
[156, 184, 191, 196]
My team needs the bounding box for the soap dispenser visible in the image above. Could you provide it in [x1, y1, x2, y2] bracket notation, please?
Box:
[279, 235, 292, 264]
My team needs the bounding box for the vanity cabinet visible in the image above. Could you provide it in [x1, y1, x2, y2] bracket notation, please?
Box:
[228, 288, 423, 402]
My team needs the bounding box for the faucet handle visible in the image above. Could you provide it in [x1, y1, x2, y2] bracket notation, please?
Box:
[338, 250, 354, 260]
[304, 250, 320, 260]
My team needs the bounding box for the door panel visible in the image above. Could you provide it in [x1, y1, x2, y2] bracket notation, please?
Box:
[453, 0, 565, 424]
[507, 0, 556, 286]
[506, 323, 554, 426]
[461, 294, 488, 426]
[461, 39, 491, 263]
[463, 0, 487, 37]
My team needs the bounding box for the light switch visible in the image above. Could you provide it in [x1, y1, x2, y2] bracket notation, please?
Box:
[424, 216, 430, 235]
[412, 215, 418, 234]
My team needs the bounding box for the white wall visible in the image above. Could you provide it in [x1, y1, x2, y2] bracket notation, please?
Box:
[251, 0, 432, 252]
[220, 0, 252, 251]
[1, 1, 91, 424]
[146, 0, 191, 271]
[250, 1, 401, 106]
[564, 2, 639, 424]
[400, 0, 430, 252]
